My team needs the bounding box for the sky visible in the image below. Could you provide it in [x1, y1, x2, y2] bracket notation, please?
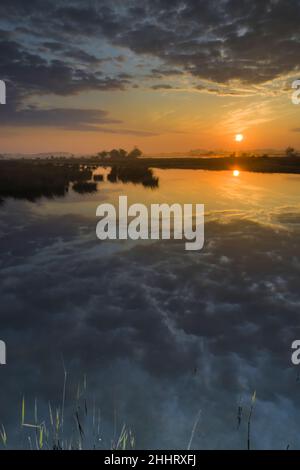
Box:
[0, 0, 300, 154]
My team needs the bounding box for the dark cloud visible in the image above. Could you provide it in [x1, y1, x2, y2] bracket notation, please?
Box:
[113, 0, 300, 84]
[0, 39, 128, 97]
[1, 0, 299, 89]
[0, 106, 120, 131]
[0, 103, 158, 134]
[0, 0, 299, 129]
[42, 42, 103, 65]
[0, 33, 130, 130]
[151, 84, 175, 90]
[151, 68, 184, 78]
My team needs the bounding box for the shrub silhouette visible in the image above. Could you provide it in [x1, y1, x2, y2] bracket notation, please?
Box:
[0, 161, 92, 201]
[107, 165, 158, 188]
[72, 182, 97, 194]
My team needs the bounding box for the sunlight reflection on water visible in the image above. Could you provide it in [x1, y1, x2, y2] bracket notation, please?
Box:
[28, 168, 300, 228]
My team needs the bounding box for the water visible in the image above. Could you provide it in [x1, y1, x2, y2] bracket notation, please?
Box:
[0, 168, 300, 449]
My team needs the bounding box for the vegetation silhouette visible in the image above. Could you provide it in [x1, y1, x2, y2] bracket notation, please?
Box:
[93, 174, 104, 182]
[107, 165, 159, 188]
[72, 181, 97, 194]
[0, 161, 92, 202]
[285, 147, 298, 158]
[97, 147, 143, 161]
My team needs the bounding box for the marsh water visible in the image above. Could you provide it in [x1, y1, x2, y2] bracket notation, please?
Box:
[1, 167, 300, 449]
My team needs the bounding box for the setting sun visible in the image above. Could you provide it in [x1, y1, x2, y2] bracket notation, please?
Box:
[235, 134, 244, 142]
[233, 170, 240, 177]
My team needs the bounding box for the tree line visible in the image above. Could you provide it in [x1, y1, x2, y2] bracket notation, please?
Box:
[97, 147, 143, 160]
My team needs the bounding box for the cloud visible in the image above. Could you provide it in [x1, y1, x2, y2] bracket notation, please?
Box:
[0, 39, 129, 97]
[42, 42, 104, 66]
[219, 99, 280, 133]
[1, 0, 300, 90]
[151, 68, 184, 78]
[0, 106, 120, 130]
[151, 84, 176, 90]
[0, 104, 159, 135]
[0, 0, 299, 133]
[113, 0, 300, 85]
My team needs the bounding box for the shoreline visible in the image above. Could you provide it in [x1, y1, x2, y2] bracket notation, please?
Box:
[2, 156, 300, 175]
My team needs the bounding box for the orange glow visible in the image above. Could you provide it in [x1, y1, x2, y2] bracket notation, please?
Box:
[233, 170, 240, 177]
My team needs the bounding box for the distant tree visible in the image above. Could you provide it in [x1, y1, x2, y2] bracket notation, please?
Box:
[118, 148, 127, 158]
[285, 146, 297, 158]
[128, 147, 143, 159]
[97, 151, 108, 159]
[109, 149, 121, 159]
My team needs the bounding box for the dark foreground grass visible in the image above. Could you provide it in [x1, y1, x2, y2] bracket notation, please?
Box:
[0, 373, 136, 450]
[0, 370, 258, 450]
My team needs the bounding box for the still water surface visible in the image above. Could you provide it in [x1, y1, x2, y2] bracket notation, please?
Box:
[0, 169, 300, 449]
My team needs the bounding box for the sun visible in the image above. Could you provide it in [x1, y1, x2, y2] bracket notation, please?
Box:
[233, 170, 240, 177]
[235, 133, 244, 142]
